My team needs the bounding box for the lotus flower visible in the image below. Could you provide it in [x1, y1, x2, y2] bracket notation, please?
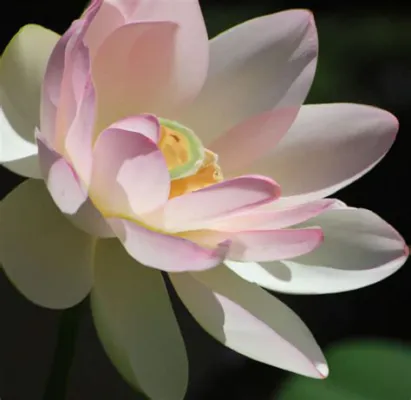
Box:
[0, 1, 408, 398]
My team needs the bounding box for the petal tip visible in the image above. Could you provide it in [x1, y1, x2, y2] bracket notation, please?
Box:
[315, 362, 329, 379]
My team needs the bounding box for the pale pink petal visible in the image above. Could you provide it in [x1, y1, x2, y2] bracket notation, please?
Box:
[211, 108, 298, 174]
[108, 114, 161, 144]
[103, 0, 208, 104]
[250, 104, 399, 206]
[159, 176, 281, 232]
[209, 199, 336, 231]
[92, 16, 208, 131]
[185, 228, 323, 262]
[180, 10, 317, 148]
[37, 135, 112, 237]
[226, 208, 408, 294]
[64, 74, 95, 184]
[84, 0, 125, 57]
[107, 217, 230, 272]
[41, 2, 101, 146]
[170, 266, 328, 378]
[90, 119, 169, 217]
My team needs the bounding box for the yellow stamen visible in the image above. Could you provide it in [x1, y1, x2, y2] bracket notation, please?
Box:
[157, 118, 224, 197]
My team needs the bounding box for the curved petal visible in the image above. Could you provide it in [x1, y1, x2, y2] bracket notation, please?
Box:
[226, 208, 408, 294]
[107, 217, 230, 272]
[42, 4, 100, 146]
[0, 179, 94, 309]
[92, 15, 208, 131]
[91, 239, 188, 400]
[37, 136, 113, 237]
[84, 1, 125, 58]
[104, 0, 209, 100]
[159, 175, 280, 232]
[251, 104, 399, 206]
[181, 10, 317, 148]
[209, 199, 336, 231]
[0, 25, 59, 178]
[90, 120, 169, 217]
[170, 266, 327, 378]
[184, 228, 323, 262]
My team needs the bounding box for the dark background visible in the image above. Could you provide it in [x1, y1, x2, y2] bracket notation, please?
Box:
[1, 1, 410, 399]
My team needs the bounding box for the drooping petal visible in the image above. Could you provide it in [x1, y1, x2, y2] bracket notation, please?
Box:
[0, 25, 59, 178]
[209, 199, 336, 231]
[107, 217, 230, 272]
[184, 227, 323, 262]
[89, 119, 169, 217]
[159, 175, 281, 232]
[91, 239, 188, 400]
[250, 104, 399, 206]
[170, 266, 327, 379]
[0, 179, 93, 309]
[92, 16, 208, 131]
[180, 10, 317, 148]
[226, 208, 408, 294]
[37, 136, 112, 237]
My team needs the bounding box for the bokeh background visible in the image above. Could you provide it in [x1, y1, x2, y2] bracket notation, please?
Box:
[1, 1, 410, 399]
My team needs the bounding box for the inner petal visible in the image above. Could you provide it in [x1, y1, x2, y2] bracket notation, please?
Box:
[158, 118, 224, 198]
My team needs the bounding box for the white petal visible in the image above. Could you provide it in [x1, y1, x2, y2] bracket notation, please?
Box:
[181, 10, 317, 146]
[251, 103, 399, 206]
[170, 266, 327, 379]
[91, 239, 188, 400]
[0, 25, 59, 178]
[0, 179, 94, 309]
[226, 208, 408, 294]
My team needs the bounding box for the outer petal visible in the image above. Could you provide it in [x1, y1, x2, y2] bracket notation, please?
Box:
[209, 199, 336, 231]
[226, 208, 408, 294]
[42, 3, 101, 146]
[107, 217, 230, 272]
[37, 136, 113, 237]
[170, 266, 328, 379]
[250, 104, 399, 206]
[0, 25, 59, 178]
[91, 239, 188, 400]
[180, 10, 317, 149]
[158, 175, 281, 232]
[184, 228, 323, 262]
[89, 118, 169, 217]
[0, 179, 93, 309]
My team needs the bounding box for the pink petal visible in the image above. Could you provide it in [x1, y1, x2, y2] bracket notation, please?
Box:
[90, 118, 170, 217]
[209, 199, 337, 231]
[185, 228, 323, 262]
[227, 208, 408, 294]
[159, 175, 281, 232]
[37, 135, 112, 237]
[92, 16, 208, 131]
[84, 0, 125, 58]
[109, 114, 161, 144]
[41, 3, 101, 145]
[250, 104, 399, 206]
[170, 266, 328, 378]
[107, 217, 230, 272]
[180, 10, 317, 148]
[103, 0, 209, 104]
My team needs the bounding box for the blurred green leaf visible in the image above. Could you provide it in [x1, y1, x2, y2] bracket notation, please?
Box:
[276, 340, 411, 400]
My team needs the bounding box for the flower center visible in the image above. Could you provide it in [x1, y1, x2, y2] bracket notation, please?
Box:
[158, 118, 223, 198]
